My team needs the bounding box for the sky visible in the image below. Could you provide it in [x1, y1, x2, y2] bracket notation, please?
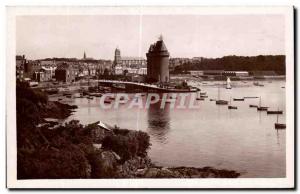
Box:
[16, 14, 285, 60]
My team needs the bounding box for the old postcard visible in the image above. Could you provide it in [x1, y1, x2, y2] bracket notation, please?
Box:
[6, 6, 294, 188]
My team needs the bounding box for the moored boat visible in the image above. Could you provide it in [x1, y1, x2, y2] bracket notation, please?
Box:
[215, 87, 228, 105]
[257, 107, 268, 111]
[216, 100, 228, 105]
[228, 97, 237, 109]
[267, 110, 283, 114]
[254, 82, 264, 87]
[275, 123, 286, 129]
[233, 98, 244, 101]
[275, 113, 286, 129]
[249, 104, 258, 108]
[244, 96, 259, 99]
[257, 97, 268, 111]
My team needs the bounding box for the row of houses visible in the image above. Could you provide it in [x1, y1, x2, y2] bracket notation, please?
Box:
[16, 55, 113, 83]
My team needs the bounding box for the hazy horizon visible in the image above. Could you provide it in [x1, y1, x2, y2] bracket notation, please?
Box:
[16, 15, 285, 60]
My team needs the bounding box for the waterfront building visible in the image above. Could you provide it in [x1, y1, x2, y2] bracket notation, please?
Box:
[24, 60, 41, 79]
[40, 60, 57, 78]
[55, 63, 76, 82]
[34, 67, 52, 82]
[16, 55, 26, 81]
[113, 47, 146, 75]
[146, 36, 170, 83]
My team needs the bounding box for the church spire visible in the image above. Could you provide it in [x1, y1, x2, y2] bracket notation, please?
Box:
[83, 51, 86, 59]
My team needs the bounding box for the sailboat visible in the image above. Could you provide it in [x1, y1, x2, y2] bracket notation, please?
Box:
[196, 91, 205, 101]
[228, 97, 237, 109]
[257, 97, 268, 111]
[216, 86, 228, 105]
[275, 110, 286, 129]
[226, 77, 232, 89]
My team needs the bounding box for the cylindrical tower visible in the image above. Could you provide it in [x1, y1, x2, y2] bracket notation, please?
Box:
[114, 47, 121, 67]
[146, 37, 170, 83]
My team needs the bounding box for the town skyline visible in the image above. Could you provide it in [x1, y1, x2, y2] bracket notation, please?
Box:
[16, 15, 285, 60]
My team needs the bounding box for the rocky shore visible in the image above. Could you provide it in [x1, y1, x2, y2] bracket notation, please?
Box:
[16, 82, 240, 179]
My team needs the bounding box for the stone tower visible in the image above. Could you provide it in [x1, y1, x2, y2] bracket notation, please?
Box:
[146, 36, 170, 83]
[114, 47, 121, 67]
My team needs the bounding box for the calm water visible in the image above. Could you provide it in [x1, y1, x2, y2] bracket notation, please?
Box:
[62, 80, 286, 178]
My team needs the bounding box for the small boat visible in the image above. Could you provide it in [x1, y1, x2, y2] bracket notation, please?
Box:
[216, 100, 228, 105]
[233, 98, 244, 101]
[200, 92, 206, 95]
[275, 113, 286, 129]
[200, 95, 208, 98]
[267, 110, 283, 114]
[281, 86, 285, 89]
[196, 92, 205, 101]
[257, 97, 268, 111]
[249, 104, 258, 108]
[210, 99, 216, 101]
[228, 97, 237, 109]
[216, 87, 228, 105]
[257, 107, 268, 111]
[254, 82, 264, 87]
[226, 77, 232, 89]
[275, 123, 286, 129]
[244, 96, 259, 99]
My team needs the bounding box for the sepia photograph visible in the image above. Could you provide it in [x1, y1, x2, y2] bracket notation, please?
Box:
[6, 6, 294, 189]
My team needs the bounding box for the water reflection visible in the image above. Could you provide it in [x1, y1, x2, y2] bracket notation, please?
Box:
[147, 101, 170, 144]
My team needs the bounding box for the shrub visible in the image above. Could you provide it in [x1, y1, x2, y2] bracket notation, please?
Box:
[102, 130, 150, 162]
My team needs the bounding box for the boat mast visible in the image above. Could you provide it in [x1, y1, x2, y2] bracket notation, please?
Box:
[277, 107, 279, 123]
[218, 86, 220, 100]
[259, 96, 261, 107]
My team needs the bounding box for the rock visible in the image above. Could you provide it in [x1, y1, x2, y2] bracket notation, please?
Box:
[135, 168, 148, 177]
[144, 168, 160, 178]
[156, 168, 175, 178]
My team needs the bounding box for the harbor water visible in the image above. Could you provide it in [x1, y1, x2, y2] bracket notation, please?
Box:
[61, 80, 286, 178]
